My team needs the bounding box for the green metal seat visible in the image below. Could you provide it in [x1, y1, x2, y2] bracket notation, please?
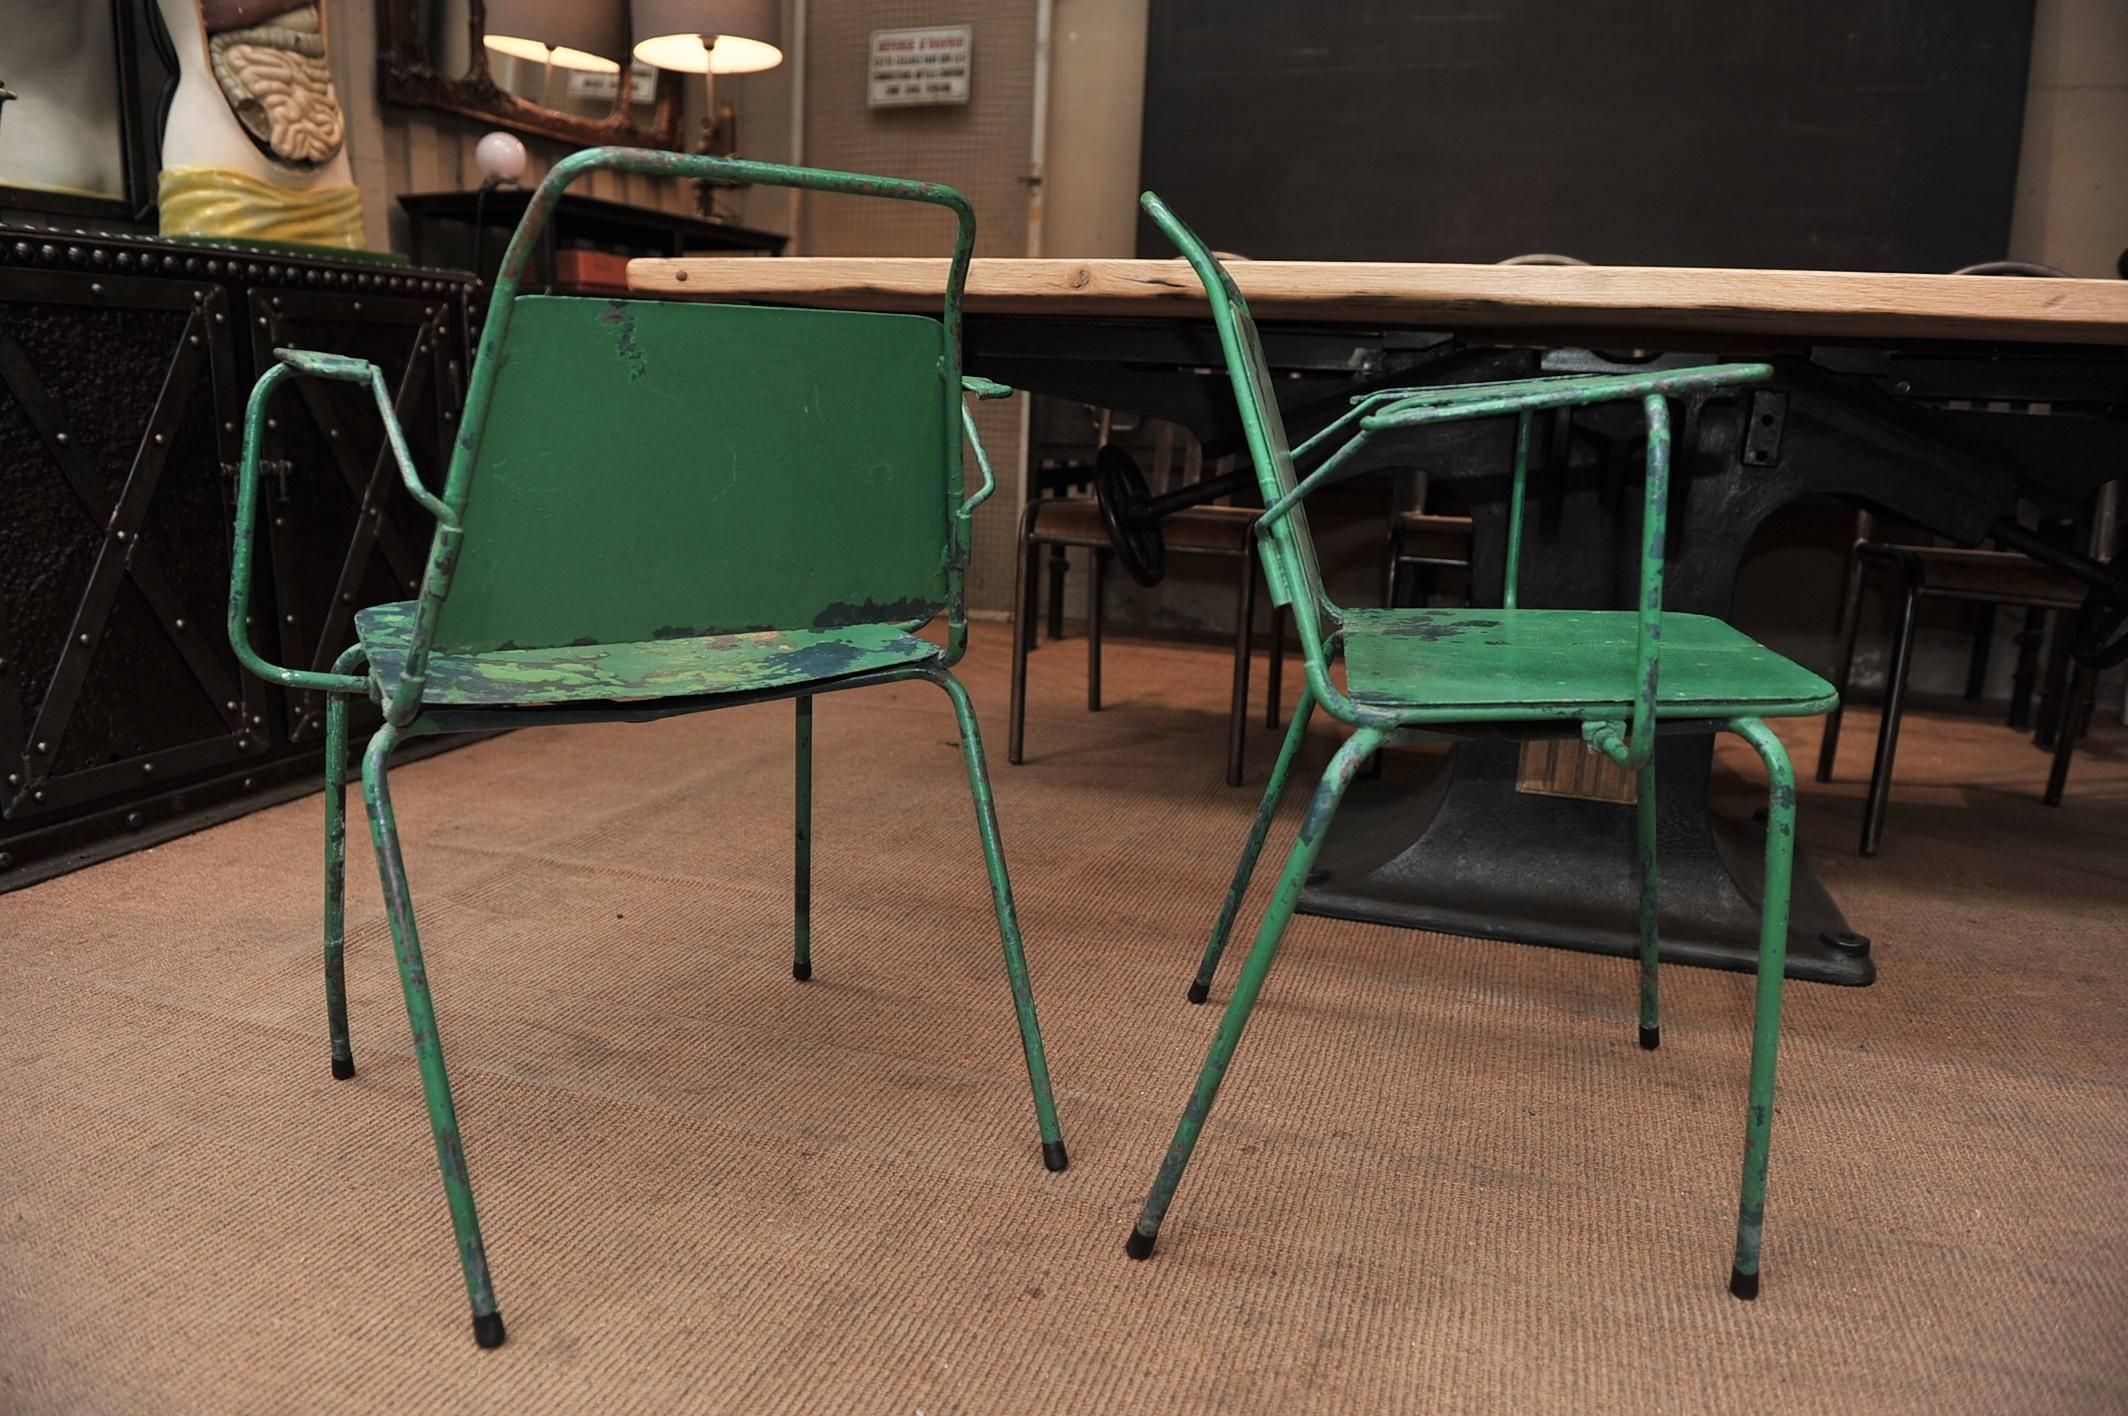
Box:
[354, 603, 942, 707]
[224, 149, 1067, 1351]
[1340, 607, 1835, 715]
[1122, 191, 1835, 1305]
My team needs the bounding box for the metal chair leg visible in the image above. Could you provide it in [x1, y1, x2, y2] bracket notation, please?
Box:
[1724, 716, 1795, 1302]
[794, 695, 813, 982]
[1964, 602, 1997, 701]
[2035, 609, 2073, 751]
[360, 723, 505, 1349]
[1635, 759, 1660, 1051]
[1127, 724, 1386, 1260]
[2007, 606, 2046, 729]
[926, 669, 1068, 1173]
[1266, 603, 1286, 730]
[1227, 552, 1255, 788]
[2044, 663, 2090, 806]
[1088, 548, 1106, 713]
[1861, 564, 1920, 856]
[1045, 541, 1068, 643]
[321, 645, 366, 1082]
[1189, 684, 1317, 1003]
[1009, 514, 1039, 766]
[1815, 523, 1873, 784]
[1382, 521, 1404, 610]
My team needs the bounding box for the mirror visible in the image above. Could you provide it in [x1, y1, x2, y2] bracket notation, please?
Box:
[0, 0, 175, 227]
[489, 54, 664, 128]
[378, 0, 684, 150]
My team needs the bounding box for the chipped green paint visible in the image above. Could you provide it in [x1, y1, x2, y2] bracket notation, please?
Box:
[793, 695, 813, 982]
[1504, 410, 1532, 610]
[1126, 190, 1834, 1301]
[596, 300, 649, 380]
[360, 722, 502, 1344]
[1127, 724, 1387, 1259]
[434, 295, 961, 657]
[223, 147, 1066, 1347]
[354, 600, 941, 707]
[322, 643, 366, 1081]
[1724, 715, 1796, 1298]
[1339, 608, 1835, 719]
[1188, 684, 1318, 1004]
[1635, 758, 1661, 1049]
[925, 667, 1066, 1170]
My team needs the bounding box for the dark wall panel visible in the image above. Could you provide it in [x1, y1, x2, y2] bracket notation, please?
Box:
[1138, 0, 2034, 271]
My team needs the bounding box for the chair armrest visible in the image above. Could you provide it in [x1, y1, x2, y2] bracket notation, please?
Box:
[225, 350, 452, 696]
[270, 348, 454, 525]
[1357, 363, 1771, 433]
[958, 378, 1015, 516]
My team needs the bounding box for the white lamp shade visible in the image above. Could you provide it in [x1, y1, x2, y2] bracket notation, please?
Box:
[632, 0, 785, 73]
[483, 0, 631, 73]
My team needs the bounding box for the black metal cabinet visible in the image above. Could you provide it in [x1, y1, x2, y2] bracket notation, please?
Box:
[0, 218, 474, 890]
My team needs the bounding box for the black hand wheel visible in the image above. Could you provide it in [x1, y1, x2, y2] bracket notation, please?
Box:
[1095, 443, 1167, 587]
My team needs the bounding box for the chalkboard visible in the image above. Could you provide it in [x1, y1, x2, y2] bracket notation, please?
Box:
[1137, 0, 2035, 272]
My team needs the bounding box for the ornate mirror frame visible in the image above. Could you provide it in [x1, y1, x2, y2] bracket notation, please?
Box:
[378, 0, 685, 150]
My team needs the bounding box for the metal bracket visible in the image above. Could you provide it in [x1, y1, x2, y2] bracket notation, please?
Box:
[1743, 389, 1787, 467]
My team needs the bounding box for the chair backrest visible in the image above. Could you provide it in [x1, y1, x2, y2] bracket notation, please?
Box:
[430, 296, 954, 653]
[1138, 194, 1333, 657]
[403, 148, 975, 673]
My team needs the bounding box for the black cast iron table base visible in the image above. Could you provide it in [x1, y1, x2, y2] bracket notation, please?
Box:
[1301, 737, 1875, 986]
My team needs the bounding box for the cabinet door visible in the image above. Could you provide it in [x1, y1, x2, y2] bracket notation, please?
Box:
[0, 266, 261, 826]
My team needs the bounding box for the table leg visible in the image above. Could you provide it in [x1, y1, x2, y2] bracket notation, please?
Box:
[1300, 736, 1874, 985]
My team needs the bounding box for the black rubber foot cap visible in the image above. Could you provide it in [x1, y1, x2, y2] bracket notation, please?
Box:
[1639, 1026, 1661, 1052]
[472, 1310, 507, 1348]
[1186, 981, 1209, 1005]
[1124, 1230, 1156, 1261]
[793, 960, 811, 983]
[1042, 1140, 1070, 1172]
[330, 1056, 356, 1080]
[1729, 1268, 1760, 1301]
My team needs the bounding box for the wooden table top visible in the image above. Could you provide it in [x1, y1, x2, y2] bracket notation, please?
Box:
[628, 256, 2128, 347]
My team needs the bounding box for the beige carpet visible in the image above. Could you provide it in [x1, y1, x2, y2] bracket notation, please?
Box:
[2, 622, 2123, 1413]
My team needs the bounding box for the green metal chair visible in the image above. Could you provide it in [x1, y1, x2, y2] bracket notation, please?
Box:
[1121, 192, 1836, 1302]
[224, 149, 1067, 1350]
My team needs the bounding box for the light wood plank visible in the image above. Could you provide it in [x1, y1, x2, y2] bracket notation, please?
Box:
[626, 256, 2128, 345]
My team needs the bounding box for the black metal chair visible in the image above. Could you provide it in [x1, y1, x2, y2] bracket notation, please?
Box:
[1816, 517, 2106, 854]
[1382, 475, 1475, 610]
[1009, 415, 1284, 788]
[1816, 261, 2118, 854]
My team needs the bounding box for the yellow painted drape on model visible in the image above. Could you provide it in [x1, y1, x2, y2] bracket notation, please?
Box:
[158, 166, 364, 249]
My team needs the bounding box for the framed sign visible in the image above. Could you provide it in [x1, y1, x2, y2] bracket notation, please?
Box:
[868, 26, 973, 108]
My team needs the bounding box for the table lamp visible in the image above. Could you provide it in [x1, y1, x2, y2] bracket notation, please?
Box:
[633, 0, 784, 216]
[631, 0, 786, 77]
[485, 0, 632, 95]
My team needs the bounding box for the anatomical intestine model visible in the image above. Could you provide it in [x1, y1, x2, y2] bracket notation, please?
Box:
[157, 0, 364, 249]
